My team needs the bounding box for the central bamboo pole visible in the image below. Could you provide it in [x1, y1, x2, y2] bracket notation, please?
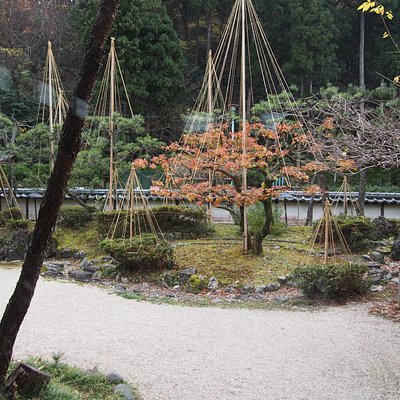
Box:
[343, 177, 348, 216]
[48, 42, 55, 172]
[323, 199, 331, 265]
[241, 0, 248, 253]
[207, 50, 213, 222]
[108, 37, 116, 211]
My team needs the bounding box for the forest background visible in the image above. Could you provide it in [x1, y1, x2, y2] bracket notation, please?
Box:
[0, 0, 399, 191]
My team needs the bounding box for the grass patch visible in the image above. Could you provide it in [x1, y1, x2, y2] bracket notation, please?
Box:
[54, 222, 104, 258]
[4, 357, 139, 400]
[174, 226, 313, 286]
[211, 223, 240, 238]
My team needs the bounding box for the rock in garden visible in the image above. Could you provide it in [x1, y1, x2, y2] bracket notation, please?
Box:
[208, 277, 219, 291]
[113, 384, 135, 400]
[255, 286, 265, 295]
[391, 240, 400, 262]
[265, 283, 281, 292]
[240, 285, 255, 295]
[60, 247, 75, 259]
[74, 251, 86, 260]
[370, 285, 384, 292]
[372, 216, 396, 239]
[277, 276, 287, 285]
[106, 372, 124, 384]
[392, 269, 399, 278]
[68, 270, 92, 282]
[102, 256, 113, 261]
[42, 270, 64, 278]
[178, 267, 197, 286]
[114, 284, 126, 292]
[43, 262, 64, 272]
[370, 273, 383, 284]
[391, 277, 399, 285]
[172, 285, 180, 291]
[369, 251, 385, 265]
[273, 295, 289, 303]
[224, 285, 236, 293]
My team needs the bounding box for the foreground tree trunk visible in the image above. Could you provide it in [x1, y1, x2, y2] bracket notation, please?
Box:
[251, 197, 274, 256]
[0, 0, 120, 390]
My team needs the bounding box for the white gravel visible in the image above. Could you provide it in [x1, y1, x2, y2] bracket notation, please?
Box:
[1, 268, 400, 400]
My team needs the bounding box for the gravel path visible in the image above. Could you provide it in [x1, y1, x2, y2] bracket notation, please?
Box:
[1, 268, 400, 400]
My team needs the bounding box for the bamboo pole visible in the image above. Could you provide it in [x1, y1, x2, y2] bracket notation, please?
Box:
[241, 0, 248, 253]
[48, 42, 55, 172]
[129, 167, 134, 240]
[323, 199, 331, 265]
[343, 177, 348, 217]
[207, 50, 213, 222]
[108, 37, 116, 211]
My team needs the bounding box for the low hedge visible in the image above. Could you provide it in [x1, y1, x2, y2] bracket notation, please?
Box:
[0, 207, 23, 226]
[100, 234, 174, 271]
[95, 205, 210, 239]
[293, 263, 370, 300]
[58, 206, 93, 229]
[315, 216, 376, 253]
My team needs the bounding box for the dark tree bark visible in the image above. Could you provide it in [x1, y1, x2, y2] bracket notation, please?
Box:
[357, 169, 367, 216]
[251, 196, 273, 256]
[206, 11, 212, 56]
[0, 0, 120, 390]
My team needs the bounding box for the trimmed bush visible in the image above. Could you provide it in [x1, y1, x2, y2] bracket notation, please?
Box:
[95, 205, 210, 239]
[100, 234, 174, 271]
[59, 206, 93, 229]
[7, 219, 31, 230]
[293, 263, 370, 300]
[0, 207, 23, 225]
[315, 216, 376, 253]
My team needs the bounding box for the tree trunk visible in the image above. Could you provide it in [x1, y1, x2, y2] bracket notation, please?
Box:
[357, 169, 367, 216]
[359, 13, 365, 90]
[0, 0, 120, 390]
[305, 196, 314, 226]
[251, 196, 274, 256]
[206, 11, 212, 56]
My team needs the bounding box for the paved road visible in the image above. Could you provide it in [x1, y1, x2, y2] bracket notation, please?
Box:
[1, 268, 400, 400]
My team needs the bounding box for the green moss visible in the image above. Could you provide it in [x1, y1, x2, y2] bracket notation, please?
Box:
[58, 206, 93, 229]
[188, 274, 207, 293]
[101, 234, 174, 272]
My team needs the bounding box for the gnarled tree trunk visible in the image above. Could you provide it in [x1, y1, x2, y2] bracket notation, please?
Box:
[0, 0, 120, 390]
[251, 197, 274, 256]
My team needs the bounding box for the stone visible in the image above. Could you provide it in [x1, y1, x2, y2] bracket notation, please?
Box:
[60, 247, 74, 259]
[369, 268, 385, 275]
[83, 264, 100, 274]
[68, 270, 92, 282]
[102, 256, 113, 261]
[273, 295, 289, 303]
[391, 240, 400, 262]
[121, 277, 129, 284]
[255, 286, 265, 295]
[42, 270, 64, 278]
[391, 278, 399, 284]
[384, 273, 393, 281]
[113, 384, 135, 400]
[361, 254, 371, 261]
[367, 263, 383, 270]
[106, 372, 124, 384]
[274, 246, 281, 250]
[208, 277, 219, 291]
[80, 258, 91, 269]
[392, 269, 399, 278]
[224, 285, 236, 293]
[240, 285, 255, 295]
[114, 284, 126, 291]
[370, 273, 383, 284]
[370, 285, 384, 293]
[277, 276, 287, 285]
[372, 216, 396, 239]
[74, 251, 86, 260]
[43, 262, 64, 272]
[265, 283, 281, 292]
[369, 251, 385, 265]
[172, 284, 180, 291]
[178, 267, 197, 286]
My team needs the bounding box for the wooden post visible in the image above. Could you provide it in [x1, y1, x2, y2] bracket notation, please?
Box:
[207, 50, 213, 223]
[343, 177, 348, 217]
[4, 363, 50, 397]
[323, 199, 331, 265]
[241, 0, 248, 253]
[129, 167, 134, 240]
[108, 37, 116, 211]
[48, 42, 55, 172]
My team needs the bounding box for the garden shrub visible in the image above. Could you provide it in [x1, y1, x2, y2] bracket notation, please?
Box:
[7, 219, 32, 230]
[59, 206, 93, 228]
[248, 202, 286, 238]
[100, 234, 174, 271]
[315, 216, 376, 253]
[293, 263, 370, 300]
[372, 216, 397, 239]
[95, 205, 210, 238]
[336, 217, 376, 252]
[0, 207, 23, 225]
